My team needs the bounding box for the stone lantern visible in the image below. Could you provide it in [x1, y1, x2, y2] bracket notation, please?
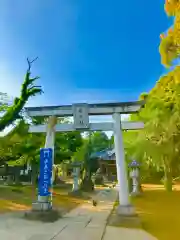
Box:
[128, 160, 141, 196]
[71, 161, 82, 193]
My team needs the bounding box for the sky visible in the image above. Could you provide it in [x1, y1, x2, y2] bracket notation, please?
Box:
[0, 0, 173, 135]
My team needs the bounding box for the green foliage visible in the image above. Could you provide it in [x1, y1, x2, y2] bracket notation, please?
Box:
[54, 131, 83, 164]
[0, 58, 43, 132]
[0, 116, 83, 168]
[159, 1, 180, 66]
[159, 35, 177, 67]
[72, 132, 108, 177]
[89, 132, 110, 152]
[0, 119, 44, 166]
[124, 67, 180, 190]
[139, 92, 149, 101]
[72, 139, 89, 162]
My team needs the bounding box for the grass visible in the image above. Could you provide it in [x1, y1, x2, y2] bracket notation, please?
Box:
[0, 184, 89, 214]
[132, 184, 180, 240]
[108, 184, 180, 240]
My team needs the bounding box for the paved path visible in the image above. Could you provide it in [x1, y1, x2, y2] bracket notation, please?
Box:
[104, 227, 157, 240]
[0, 188, 157, 240]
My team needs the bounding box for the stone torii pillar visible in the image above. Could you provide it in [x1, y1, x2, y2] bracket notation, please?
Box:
[113, 113, 134, 215]
[37, 116, 57, 208]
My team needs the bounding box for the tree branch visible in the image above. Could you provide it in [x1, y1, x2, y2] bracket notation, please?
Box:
[27, 57, 38, 72]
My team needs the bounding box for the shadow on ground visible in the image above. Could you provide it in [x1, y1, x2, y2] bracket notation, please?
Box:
[0, 184, 91, 215]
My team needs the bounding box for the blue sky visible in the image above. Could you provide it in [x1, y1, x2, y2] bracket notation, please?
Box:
[0, 0, 171, 108]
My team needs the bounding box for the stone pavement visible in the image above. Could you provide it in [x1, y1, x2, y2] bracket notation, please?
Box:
[0, 188, 157, 240]
[104, 226, 157, 240]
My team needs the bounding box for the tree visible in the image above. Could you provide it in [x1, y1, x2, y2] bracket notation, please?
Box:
[71, 138, 88, 162]
[72, 133, 102, 191]
[159, 1, 180, 67]
[0, 57, 43, 132]
[89, 132, 110, 153]
[0, 115, 83, 185]
[124, 68, 180, 191]
[54, 131, 83, 164]
[124, 1, 180, 189]
[0, 119, 44, 184]
[29, 116, 83, 165]
[72, 138, 90, 178]
[72, 132, 110, 174]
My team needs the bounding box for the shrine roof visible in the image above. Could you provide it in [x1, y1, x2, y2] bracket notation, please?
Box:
[90, 148, 115, 160]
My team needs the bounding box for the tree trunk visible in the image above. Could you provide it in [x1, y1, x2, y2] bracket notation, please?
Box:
[30, 163, 38, 202]
[137, 170, 143, 193]
[54, 167, 58, 185]
[31, 164, 38, 186]
[164, 169, 172, 192]
[14, 167, 20, 185]
[6, 175, 13, 185]
[163, 158, 172, 192]
[80, 168, 94, 191]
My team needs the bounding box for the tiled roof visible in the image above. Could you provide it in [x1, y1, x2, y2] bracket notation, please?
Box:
[90, 148, 115, 160]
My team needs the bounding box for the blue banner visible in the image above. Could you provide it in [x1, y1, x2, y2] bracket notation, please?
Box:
[38, 148, 53, 196]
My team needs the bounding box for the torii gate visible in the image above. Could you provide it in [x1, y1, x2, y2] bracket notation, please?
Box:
[25, 101, 144, 216]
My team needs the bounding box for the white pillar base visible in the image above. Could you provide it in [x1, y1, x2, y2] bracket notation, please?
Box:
[117, 204, 136, 216]
[32, 201, 52, 211]
[38, 195, 49, 202]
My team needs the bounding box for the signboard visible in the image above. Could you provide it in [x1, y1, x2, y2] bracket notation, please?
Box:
[73, 103, 89, 130]
[38, 148, 53, 196]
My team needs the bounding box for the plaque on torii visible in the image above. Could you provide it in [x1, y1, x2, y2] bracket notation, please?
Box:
[72, 103, 89, 130]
